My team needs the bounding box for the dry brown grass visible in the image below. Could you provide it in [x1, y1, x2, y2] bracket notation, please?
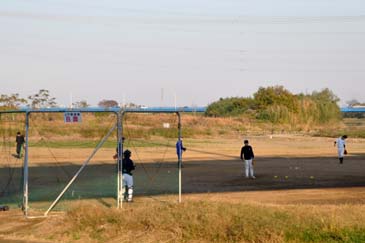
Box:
[1, 188, 365, 243]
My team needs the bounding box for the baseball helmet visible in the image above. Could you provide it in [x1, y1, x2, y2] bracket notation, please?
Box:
[124, 149, 131, 156]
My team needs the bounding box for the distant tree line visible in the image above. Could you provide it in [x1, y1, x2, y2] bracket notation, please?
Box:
[0, 90, 118, 110]
[0, 89, 58, 110]
[0, 90, 150, 110]
[206, 86, 342, 125]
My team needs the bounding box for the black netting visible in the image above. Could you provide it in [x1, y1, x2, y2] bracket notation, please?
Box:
[1, 111, 180, 216]
[26, 112, 117, 215]
[123, 113, 179, 202]
[0, 113, 25, 209]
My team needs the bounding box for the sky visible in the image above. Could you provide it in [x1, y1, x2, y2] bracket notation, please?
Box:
[1, 0, 365, 107]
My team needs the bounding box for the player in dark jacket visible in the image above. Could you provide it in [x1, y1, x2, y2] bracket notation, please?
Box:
[15, 132, 25, 158]
[122, 150, 135, 202]
[240, 140, 255, 179]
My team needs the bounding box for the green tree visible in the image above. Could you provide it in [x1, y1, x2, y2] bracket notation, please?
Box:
[253, 86, 298, 112]
[205, 86, 341, 126]
[309, 88, 341, 123]
[28, 89, 57, 109]
[205, 97, 255, 117]
[98, 99, 119, 108]
[253, 86, 298, 123]
[72, 100, 90, 108]
[0, 93, 27, 109]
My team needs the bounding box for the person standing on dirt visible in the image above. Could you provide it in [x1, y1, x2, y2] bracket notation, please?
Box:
[334, 135, 348, 164]
[240, 139, 255, 179]
[122, 149, 135, 202]
[176, 138, 186, 167]
[15, 132, 25, 158]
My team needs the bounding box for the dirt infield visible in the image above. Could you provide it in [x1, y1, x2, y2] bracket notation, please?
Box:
[183, 154, 365, 194]
[1, 154, 364, 207]
[1, 136, 365, 206]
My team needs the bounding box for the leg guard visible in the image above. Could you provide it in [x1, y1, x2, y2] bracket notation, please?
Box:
[127, 187, 133, 202]
[122, 186, 128, 201]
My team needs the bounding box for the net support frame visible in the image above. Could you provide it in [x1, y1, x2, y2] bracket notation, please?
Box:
[177, 112, 182, 203]
[1, 107, 191, 216]
[23, 112, 29, 216]
[117, 110, 182, 209]
[117, 111, 123, 208]
[21, 109, 119, 217]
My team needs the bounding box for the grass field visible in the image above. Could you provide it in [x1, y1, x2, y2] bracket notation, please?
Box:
[1, 135, 365, 243]
[0, 188, 365, 243]
[1, 113, 365, 242]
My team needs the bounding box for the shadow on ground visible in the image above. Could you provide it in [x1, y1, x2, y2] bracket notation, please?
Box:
[1, 154, 365, 206]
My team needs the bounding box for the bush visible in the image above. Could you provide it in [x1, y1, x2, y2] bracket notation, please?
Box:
[206, 86, 341, 127]
[205, 97, 256, 117]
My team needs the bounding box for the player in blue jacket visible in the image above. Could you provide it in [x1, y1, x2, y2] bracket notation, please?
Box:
[176, 139, 186, 167]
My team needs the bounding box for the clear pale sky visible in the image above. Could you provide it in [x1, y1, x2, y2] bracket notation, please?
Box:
[1, 0, 365, 107]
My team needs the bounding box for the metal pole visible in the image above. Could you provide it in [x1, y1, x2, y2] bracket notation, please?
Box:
[23, 112, 29, 216]
[120, 111, 124, 209]
[177, 112, 182, 203]
[116, 112, 121, 209]
[117, 111, 124, 209]
[44, 124, 117, 216]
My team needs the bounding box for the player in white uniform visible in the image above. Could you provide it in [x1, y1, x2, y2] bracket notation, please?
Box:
[334, 135, 348, 164]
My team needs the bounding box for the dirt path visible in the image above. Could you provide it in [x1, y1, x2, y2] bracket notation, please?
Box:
[2, 136, 365, 166]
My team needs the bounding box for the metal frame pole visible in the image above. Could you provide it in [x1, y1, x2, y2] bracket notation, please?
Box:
[177, 112, 182, 203]
[23, 112, 29, 216]
[120, 112, 124, 208]
[117, 112, 121, 209]
[117, 111, 124, 209]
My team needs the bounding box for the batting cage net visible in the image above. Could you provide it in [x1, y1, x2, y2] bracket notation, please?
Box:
[122, 112, 179, 203]
[0, 113, 25, 209]
[1, 111, 181, 216]
[25, 112, 118, 216]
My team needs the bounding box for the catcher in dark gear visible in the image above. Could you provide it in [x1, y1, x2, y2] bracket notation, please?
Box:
[122, 149, 135, 202]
